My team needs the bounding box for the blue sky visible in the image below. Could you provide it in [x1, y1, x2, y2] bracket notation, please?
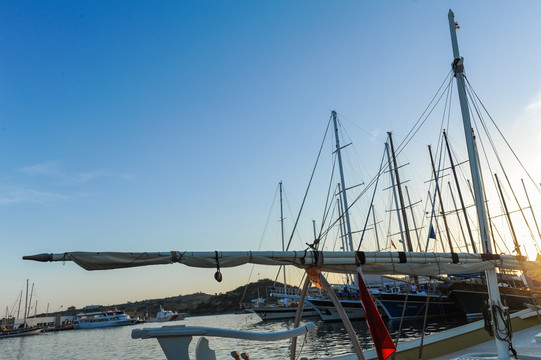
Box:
[2, 1, 541, 313]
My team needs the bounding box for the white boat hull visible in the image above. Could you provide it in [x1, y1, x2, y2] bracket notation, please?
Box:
[247, 307, 319, 320]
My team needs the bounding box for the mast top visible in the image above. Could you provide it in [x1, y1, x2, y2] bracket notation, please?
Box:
[448, 9, 454, 18]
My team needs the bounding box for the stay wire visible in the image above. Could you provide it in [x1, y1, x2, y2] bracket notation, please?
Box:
[464, 75, 541, 194]
[286, 115, 332, 251]
[395, 70, 454, 155]
[358, 149, 386, 250]
[465, 77, 538, 255]
[313, 157, 338, 250]
[240, 184, 280, 305]
[319, 72, 454, 248]
[464, 78, 520, 254]
[426, 81, 454, 252]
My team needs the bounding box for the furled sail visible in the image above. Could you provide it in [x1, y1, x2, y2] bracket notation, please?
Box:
[23, 250, 540, 276]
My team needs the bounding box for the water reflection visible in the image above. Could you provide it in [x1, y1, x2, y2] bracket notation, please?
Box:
[0, 313, 469, 360]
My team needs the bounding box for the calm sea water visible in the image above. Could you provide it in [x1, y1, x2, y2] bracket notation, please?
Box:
[0, 313, 468, 359]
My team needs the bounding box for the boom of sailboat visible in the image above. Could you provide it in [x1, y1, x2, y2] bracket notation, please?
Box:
[22, 250, 541, 276]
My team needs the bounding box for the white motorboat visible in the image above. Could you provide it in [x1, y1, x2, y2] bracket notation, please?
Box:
[147, 306, 185, 322]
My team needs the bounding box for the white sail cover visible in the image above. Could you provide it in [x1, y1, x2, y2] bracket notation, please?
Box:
[23, 250, 541, 276]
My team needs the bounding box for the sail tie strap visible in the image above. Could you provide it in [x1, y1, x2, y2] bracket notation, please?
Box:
[170, 251, 180, 263]
[356, 251, 366, 265]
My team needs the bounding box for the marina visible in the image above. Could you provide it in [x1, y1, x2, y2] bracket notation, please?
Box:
[20, 7, 541, 358]
[4, 2, 541, 360]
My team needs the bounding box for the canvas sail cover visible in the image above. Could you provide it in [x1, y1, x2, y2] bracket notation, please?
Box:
[23, 250, 541, 276]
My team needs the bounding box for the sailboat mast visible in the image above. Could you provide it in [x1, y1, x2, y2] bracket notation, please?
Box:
[388, 132, 413, 252]
[385, 142, 406, 251]
[16, 290, 22, 320]
[23, 279, 29, 325]
[332, 111, 354, 253]
[444, 130, 477, 252]
[495, 174, 522, 256]
[405, 186, 421, 251]
[448, 12, 491, 253]
[28, 282, 34, 318]
[371, 205, 381, 251]
[336, 190, 347, 252]
[279, 181, 287, 295]
[448, 9, 510, 358]
[448, 181, 470, 252]
[428, 144, 453, 252]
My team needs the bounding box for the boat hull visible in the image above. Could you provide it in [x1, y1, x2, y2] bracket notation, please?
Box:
[0, 327, 43, 339]
[247, 307, 319, 321]
[74, 318, 138, 329]
[448, 283, 537, 318]
[375, 293, 464, 320]
[306, 298, 365, 321]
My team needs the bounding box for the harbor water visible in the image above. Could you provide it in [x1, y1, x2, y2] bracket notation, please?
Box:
[0, 312, 468, 359]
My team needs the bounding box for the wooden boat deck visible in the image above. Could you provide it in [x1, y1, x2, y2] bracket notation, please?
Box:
[433, 323, 541, 360]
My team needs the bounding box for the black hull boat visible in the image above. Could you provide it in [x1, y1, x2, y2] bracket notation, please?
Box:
[0, 326, 43, 339]
[374, 292, 465, 320]
[447, 282, 539, 318]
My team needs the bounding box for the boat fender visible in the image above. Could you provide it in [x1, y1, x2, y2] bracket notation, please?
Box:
[231, 351, 241, 359]
[398, 252, 407, 263]
[240, 353, 250, 360]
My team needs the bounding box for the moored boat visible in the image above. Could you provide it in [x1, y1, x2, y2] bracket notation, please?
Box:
[147, 306, 185, 322]
[73, 309, 138, 329]
[0, 326, 43, 339]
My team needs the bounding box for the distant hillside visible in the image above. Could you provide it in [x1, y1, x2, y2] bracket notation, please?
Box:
[29, 278, 293, 319]
[191, 278, 287, 315]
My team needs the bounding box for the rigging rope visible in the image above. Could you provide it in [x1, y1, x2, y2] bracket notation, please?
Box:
[395, 71, 454, 156]
[464, 75, 541, 195]
[285, 116, 332, 252]
[465, 76, 539, 256]
[358, 149, 386, 250]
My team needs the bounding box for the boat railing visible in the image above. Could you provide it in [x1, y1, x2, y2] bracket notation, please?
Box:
[131, 322, 316, 360]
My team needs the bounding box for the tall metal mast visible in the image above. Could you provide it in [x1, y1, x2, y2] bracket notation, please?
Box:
[371, 205, 381, 251]
[385, 142, 405, 251]
[388, 132, 414, 252]
[23, 279, 29, 326]
[16, 290, 22, 320]
[494, 174, 522, 256]
[279, 181, 287, 295]
[444, 130, 477, 252]
[405, 186, 422, 252]
[332, 111, 354, 254]
[448, 9, 510, 358]
[448, 181, 470, 252]
[337, 186, 348, 252]
[428, 144, 453, 252]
